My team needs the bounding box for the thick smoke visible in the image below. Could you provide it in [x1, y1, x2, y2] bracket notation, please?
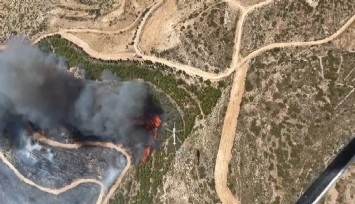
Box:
[0, 38, 83, 129]
[73, 81, 151, 141]
[0, 38, 162, 156]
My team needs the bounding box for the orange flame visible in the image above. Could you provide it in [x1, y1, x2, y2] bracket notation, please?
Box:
[141, 115, 161, 163]
[151, 115, 161, 140]
[142, 147, 151, 163]
[145, 115, 161, 129]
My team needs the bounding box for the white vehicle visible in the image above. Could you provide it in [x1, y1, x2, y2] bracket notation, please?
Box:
[165, 123, 183, 146]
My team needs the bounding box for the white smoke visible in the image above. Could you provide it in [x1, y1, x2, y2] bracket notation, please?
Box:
[102, 154, 127, 190]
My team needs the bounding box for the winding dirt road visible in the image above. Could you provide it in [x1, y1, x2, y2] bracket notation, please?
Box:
[0, 132, 132, 204]
[32, 133, 132, 204]
[62, 1, 157, 35]
[214, 3, 355, 204]
[214, 62, 249, 204]
[133, 0, 164, 55]
[0, 151, 105, 204]
[237, 13, 355, 67]
[55, 32, 136, 60]
[228, 0, 274, 67]
[214, 1, 274, 203]
[2, 1, 355, 83]
[1, 0, 355, 203]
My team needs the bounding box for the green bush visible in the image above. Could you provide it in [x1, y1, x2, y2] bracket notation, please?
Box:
[197, 86, 221, 115]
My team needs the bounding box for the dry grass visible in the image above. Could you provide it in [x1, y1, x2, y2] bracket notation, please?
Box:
[0, 0, 54, 43]
[69, 30, 136, 53]
[332, 21, 355, 52]
[0, 0, 155, 43]
[140, 0, 238, 72]
[241, 0, 355, 55]
[48, 0, 143, 31]
[229, 44, 355, 203]
[238, 0, 266, 6]
[139, 0, 180, 53]
[323, 163, 355, 204]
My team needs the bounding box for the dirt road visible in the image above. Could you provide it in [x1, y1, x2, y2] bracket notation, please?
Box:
[2, 2, 355, 203]
[228, 0, 274, 72]
[214, 1, 274, 203]
[214, 0, 355, 201]
[34, 31, 137, 60]
[33, 133, 132, 204]
[35, 31, 227, 80]
[0, 132, 131, 204]
[214, 62, 249, 204]
[2, 0, 355, 83]
[238, 13, 355, 67]
[133, 0, 164, 55]
[59, 32, 136, 60]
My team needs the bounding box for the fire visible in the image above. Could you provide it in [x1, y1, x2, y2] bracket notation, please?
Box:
[152, 115, 162, 127]
[151, 115, 161, 140]
[139, 115, 161, 139]
[142, 147, 151, 163]
[141, 115, 161, 163]
[145, 115, 161, 129]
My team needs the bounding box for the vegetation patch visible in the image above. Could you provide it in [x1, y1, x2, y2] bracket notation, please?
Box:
[154, 2, 238, 72]
[36, 35, 222, 203]
[229, 44, 355, 203]
[241, 0, 355, 55]
[196, 86, 222, 116]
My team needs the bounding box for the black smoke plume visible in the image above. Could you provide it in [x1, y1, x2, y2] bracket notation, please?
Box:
[0, 37, 162, 160]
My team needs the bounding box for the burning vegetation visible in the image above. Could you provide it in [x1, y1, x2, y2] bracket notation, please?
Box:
[143, 147, 151, 164]
[141, 115, 162, 163]
[0, 37, 163, 163]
